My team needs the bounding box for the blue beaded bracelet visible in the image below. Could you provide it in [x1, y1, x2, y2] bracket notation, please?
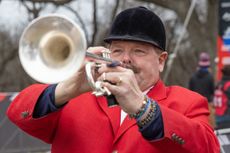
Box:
[136, 97, 151, 121]
[129, 95, 150, 119]
[137, 100, 157, 128]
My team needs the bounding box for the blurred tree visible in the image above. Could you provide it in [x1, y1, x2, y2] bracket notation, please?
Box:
[21, 0, 74, 20]
[0, 0, 122, 91]
[19, 0, 120, 45]
[0, 25, 34, 91]
[0, 0, 217, 91]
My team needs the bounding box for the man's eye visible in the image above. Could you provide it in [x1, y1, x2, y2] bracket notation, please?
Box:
[111, 50, 123, 55]
[134, 50, 147, 56]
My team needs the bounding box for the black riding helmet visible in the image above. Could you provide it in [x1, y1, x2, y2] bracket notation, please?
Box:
[104, 6, 166, 51]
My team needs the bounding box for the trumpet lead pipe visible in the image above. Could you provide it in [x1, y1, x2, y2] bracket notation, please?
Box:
[86, 52, 114, 63]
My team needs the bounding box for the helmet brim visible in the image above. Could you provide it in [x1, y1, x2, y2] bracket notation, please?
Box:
[104, 35, 165, 51]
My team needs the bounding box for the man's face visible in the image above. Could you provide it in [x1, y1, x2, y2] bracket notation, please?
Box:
[109, 40, 168, 91]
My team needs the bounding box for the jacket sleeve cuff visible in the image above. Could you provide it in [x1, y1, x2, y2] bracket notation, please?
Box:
[139, 102, 164, 140]
[33, 84, 62, 118]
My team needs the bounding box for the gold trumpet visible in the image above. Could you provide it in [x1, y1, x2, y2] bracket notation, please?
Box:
[19, 14, 115, 96]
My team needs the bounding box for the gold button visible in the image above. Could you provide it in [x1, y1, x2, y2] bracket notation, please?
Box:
[171, 133, 177, 140]
[21, 111, 29, 118]
[181, 139, 185, 145]
[175, 135, 179, 141]
[178, 137, 182, 144]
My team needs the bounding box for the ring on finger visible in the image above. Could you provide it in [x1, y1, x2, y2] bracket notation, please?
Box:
[117, 77, 122, 85]
[102, 72, 106, 81]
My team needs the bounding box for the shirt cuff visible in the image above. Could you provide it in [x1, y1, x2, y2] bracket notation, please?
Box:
[33, 84, 61, 118]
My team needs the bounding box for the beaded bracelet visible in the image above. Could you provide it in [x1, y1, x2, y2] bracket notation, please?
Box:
[129, 95, 149, 119]
[137, 99, 157, 128]
[136, 98, 151, 121]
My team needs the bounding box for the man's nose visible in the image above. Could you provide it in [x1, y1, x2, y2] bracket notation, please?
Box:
[121, 52, 132, 64]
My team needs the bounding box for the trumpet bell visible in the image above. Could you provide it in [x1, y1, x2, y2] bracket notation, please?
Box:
[19, 14, 87, 84]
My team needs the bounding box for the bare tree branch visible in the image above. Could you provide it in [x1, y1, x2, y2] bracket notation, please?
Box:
[23, 0, 73, 5]
[21, 0, 44, 20]
[110, 0, 120, 21]
[63, 5, 90, 45]
[21, 0, 74, 20]
[137, 0, 190, 19]
[137, 0, 186, 9]
[91, 0, 98, 46]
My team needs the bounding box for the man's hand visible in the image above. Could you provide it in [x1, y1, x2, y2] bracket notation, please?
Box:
[54, 46, 109, 106]
[97, 64, 144, 114]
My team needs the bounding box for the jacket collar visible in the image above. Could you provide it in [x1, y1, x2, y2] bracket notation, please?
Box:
[147, 79, 167, 101]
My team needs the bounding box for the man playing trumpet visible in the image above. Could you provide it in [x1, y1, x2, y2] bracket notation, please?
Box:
[7, 6, 219, 153]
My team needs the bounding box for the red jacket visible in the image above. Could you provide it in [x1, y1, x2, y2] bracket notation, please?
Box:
[7, 80, 219, 153]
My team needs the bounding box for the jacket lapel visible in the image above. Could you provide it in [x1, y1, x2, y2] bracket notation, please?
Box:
[97, 96, 121, 136]
[114, 80, 168, 143]
[113, 115, 136, 143]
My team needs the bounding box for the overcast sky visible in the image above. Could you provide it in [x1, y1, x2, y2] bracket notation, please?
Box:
[0, 0, 114, 37]
[0, 1, 27, 27]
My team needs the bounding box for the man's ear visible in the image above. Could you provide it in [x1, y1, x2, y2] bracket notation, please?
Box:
[159, 51, 168, 72]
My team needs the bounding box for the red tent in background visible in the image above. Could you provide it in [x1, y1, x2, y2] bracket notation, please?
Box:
[0, 93, 7, 102]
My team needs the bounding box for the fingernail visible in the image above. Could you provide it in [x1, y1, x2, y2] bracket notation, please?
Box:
[107, 61, 121, 67]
